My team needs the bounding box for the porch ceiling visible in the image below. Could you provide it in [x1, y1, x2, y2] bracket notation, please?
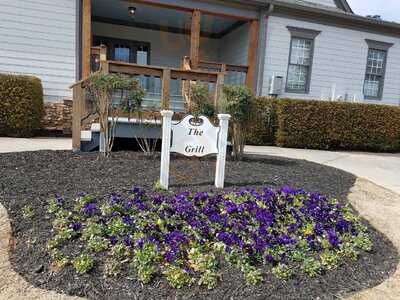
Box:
[92, 0, 243, 38]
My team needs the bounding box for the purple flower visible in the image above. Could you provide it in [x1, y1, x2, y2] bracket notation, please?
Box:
[55, 194, 64, 205]
[165, 231, 187, 246]
[314, 223, 324, 235]
[327, 229, 340, 247]
[82, 202, 98, 216]
[287, 223, 298, 234]
[217, 231, 233, 246]
[336, 219, 351, 233]
[255, 208, 274, 225]
[224, 201, 238, 214]
[124, 235, 133, 246]
[109, 235, 118, 245]
[277, 235, 295, 245]
[164, 250, 175, 262]
[69, 222, 81, 231]
[122, 216, 132, 225]
[135, 238, 145, 248]
[265, 254, 275, 264]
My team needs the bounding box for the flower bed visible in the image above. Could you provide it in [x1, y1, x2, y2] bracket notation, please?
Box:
[47, 186, 372, 289]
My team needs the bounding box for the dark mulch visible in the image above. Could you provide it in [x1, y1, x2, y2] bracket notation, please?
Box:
[0, 151, 397, 300]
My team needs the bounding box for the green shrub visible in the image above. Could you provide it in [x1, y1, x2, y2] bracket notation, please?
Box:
[189, 83, 216, 118]
[220, 85, 253, 159]
[0, 74, 44, 137]
[246, 97, 278, 146]
[276, 99, 400, 152]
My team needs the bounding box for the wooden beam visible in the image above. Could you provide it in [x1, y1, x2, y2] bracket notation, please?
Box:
[190, 10, 201, 69]
[161, 69, 171, 109]
[82, 0, 92, 79]
[245, 19, 259, 92]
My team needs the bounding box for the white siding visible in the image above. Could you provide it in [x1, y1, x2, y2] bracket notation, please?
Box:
[262, 16, 400, 105]
[0, 0, 77, 102]
[93, 22, 219, 68]
[219, 23, 249, 66]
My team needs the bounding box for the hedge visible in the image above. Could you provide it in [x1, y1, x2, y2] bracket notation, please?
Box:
[0, 74, 44, 137]
[246, 97, 400, 152]
[245, 97, 278, 146]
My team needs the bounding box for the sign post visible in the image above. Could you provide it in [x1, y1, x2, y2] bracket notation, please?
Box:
[159, 110, 230, 190]
[160, 110, 174, 189]
[215, 114, 231, 189]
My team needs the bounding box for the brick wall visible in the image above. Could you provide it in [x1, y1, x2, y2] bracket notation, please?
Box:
[42, 100, 73, 135]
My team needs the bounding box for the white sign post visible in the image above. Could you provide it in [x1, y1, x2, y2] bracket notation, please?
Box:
[160, 110, 231, 190]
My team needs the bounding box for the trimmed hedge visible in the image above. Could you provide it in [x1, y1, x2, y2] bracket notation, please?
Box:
[246, 97, 400, 152]
[0, 74, 44, 137]
[245, 97, 278, 146]
[276, 99, 400, 152]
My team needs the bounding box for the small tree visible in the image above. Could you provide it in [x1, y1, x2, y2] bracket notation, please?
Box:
[220, 85, 253, 160]
[189, 84, 216, 118]
[86, 73, 145, 157]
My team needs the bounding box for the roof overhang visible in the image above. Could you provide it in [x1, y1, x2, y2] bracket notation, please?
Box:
[262, 0, 400, 37]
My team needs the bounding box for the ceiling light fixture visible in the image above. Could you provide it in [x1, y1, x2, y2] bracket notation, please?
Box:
[128, 6, 136, 19]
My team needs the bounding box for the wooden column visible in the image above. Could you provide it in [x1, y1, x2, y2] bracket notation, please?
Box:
[245, 19, 260, 92]
[82, 0, 92, 79]
[214, 64, 226, 109]
[161, 69, 171, 109]
[190, 10, 201, 69]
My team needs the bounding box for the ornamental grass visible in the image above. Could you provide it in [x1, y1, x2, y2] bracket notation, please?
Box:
[47, 187, 372, 289]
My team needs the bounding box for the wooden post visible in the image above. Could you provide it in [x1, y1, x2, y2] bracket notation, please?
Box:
[99, 45, 107, 62]
[161, 69, 171, 109]
[72, 84, 84, 152]
[214, 64, 226, 109]
[190, 10, 201, 69]
[245, 19, 259, 92]
[82, 0, 92, 79]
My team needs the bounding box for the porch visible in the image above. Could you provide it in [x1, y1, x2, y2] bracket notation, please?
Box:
[72, 0, 260, 151]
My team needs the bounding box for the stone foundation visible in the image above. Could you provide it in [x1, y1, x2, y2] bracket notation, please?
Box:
[42, 100, 72, 135]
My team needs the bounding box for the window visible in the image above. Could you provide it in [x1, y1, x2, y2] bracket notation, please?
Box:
[363, 39, 393, 100]
[114, 45, 131, 62]
[286, 27, 320, 93]
[93, 36, 150, 64]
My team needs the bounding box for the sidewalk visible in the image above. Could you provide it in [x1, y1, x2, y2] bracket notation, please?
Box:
[0, 137, 71, 153]
[245, 146, 400, 194]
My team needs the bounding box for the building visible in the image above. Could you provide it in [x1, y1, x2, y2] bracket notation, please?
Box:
[1, 0, 399, 146]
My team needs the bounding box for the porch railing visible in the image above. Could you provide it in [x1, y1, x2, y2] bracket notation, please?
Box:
[72, 58, 221, 150]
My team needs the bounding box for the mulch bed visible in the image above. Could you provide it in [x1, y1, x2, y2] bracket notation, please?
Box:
[0, 150, 398, 300]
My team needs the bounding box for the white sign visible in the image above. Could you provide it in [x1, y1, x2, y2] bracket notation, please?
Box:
[170, 115, 218, 157]
[160, 111, 231, 190]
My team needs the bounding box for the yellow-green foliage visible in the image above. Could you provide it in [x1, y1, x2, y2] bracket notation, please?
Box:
[276, 99, 400, 152]
[245, 97, 278, 146]
[0, 74, 44, 137]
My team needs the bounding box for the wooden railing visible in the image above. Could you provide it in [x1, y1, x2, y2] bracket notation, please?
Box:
[71, 47, 249, 151]
[72, 57, 221, 151]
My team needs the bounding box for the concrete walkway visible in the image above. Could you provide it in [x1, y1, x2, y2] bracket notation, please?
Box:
[0, 137, 71, 153]
[246, 146, 400, 194]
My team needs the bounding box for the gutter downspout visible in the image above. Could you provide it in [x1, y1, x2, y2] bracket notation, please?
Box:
[256, 4, 274, 96]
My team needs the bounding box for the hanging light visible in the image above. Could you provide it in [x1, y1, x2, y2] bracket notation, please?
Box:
[128, 6, 136, 19]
